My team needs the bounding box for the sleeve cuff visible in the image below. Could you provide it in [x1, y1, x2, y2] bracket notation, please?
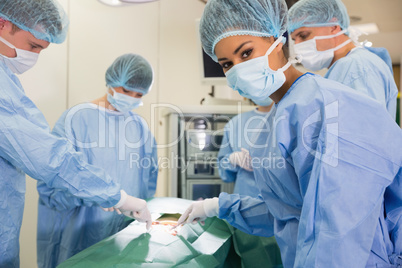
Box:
[114, 190, 127, 208]
[204, 197, 219, 217]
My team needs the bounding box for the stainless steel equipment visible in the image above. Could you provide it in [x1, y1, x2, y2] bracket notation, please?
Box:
[164, 105, 255, 200]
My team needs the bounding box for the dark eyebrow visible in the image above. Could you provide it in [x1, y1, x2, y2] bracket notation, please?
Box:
[296, 31, 309, 39]
[29, 41, 45, 49]
[233, 41, 252, 54]
[217, 41, 252, 62]
[290, 32, 301, 41]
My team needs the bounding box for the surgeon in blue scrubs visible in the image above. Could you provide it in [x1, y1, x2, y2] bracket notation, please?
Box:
[218, 104, 274, 196]
[0, 1, 151, 267]
[36, 53, 158, 268]
[178, 0, 402, 267]
[218, 102, 283, 267]
[288, 0, 398, 119]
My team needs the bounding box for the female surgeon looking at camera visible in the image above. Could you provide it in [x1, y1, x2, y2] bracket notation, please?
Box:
[36, 54, 158, 268]
[177, 0, 402, 267]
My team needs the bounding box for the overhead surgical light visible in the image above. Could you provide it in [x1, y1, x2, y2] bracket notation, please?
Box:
[98, 0, 158, 7]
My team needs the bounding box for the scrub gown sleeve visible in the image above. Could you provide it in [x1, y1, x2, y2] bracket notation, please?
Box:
[135, 116, 158, 198]
[37, 180, 89, 210]
[217, 124, 239, 183]
[146, 137, 158, 197]
[37, 110, 105, 210]
[278, 81, 402, 267]
[51, 109, 69, 139]
[219, 192, 275, 237]
[0, 103, 121, 208]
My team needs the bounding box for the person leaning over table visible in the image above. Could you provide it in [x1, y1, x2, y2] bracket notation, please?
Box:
[36, 53, 158, 268]
[0, 1, 151, 267]
[217, 101, 283, 267]
[177, 0, 402, 267]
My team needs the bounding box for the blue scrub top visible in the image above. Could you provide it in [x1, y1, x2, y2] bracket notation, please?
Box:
[325, 47, 398, 119]
[219, 73, 402, 267]
[218, 108, 273, 196]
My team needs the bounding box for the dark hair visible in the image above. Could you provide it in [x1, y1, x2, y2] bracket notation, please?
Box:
[10, 23, 20, 35]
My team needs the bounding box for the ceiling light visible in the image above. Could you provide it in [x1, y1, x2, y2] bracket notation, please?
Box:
[120, 0, 158, 3]
[98, 0, 157, 6]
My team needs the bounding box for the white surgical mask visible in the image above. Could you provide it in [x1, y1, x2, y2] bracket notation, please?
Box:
[293, 29, 352, 71]
[107, 87, 143, 113]
[0, 36, 39, 74]
[226, 36, 292, 105]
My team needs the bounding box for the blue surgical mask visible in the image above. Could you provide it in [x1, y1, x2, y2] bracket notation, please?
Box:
[226, 36, 291, 105]
[253, 96, 273, 106]
[107, 88, 143, 113]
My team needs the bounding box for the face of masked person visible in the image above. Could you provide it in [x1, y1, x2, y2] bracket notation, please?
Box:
[215, 35, 291, 105]
[291, 26, 351, 71]
[0, 23, 49, 74]
[107, 87, 143, 113]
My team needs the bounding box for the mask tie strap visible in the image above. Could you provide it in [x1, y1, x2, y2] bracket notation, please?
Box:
[313, 29, 352, 53]
[314, 29, 348, 41]
[333, 39, 352, 52]
[108, 87, 117, 95]
[278, 55, 302, 73]
[0, 36, 16, 49]
[265, 36, 284, 57]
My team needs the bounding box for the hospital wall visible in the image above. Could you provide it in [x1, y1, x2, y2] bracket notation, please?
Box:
[17, 0, 209, 267]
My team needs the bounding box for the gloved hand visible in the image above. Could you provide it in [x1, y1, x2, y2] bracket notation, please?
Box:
[177, 197, 219, 225]
[101, 207, 123, 214]
[113, 190, 152, 230]
[229, 148, 253, 171]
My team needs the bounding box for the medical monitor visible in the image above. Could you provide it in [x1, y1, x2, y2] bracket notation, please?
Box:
[195, 19, 227, 86]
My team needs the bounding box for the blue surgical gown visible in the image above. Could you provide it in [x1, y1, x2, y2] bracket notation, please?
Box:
[36, 103, 158, 268]
[0, 62, 122, 268]
[218, 108, 283, 267]
[218, 73, 402, 267]
[218, 108, 273, 196]
[325, 47, 398, 119]
[365, 46, 393, 74]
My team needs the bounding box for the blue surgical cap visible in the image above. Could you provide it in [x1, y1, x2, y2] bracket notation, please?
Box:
[288, 0, 350, 34]
[0, 0, 69, 44]
[200, 0, 288, 62]
[106, 54, 154, 95]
